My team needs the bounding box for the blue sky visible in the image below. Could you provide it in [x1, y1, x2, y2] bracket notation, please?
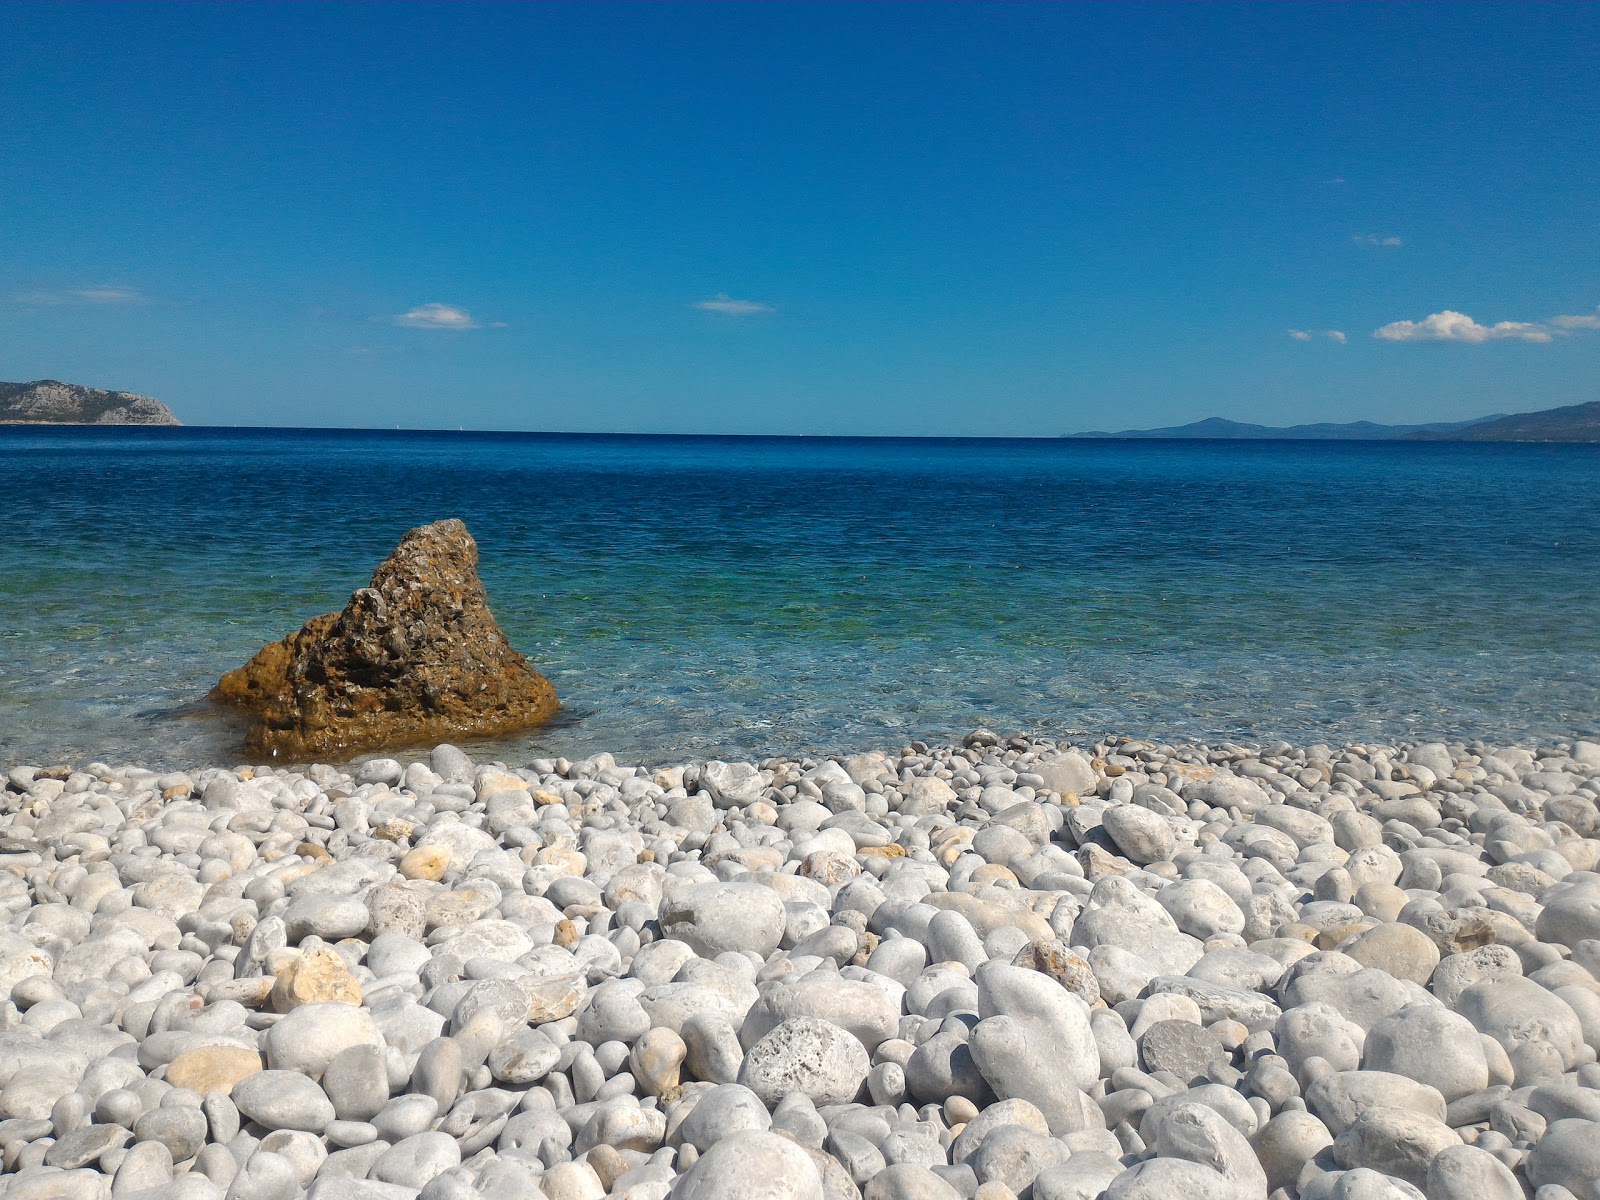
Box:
[2, 3, 1597, 434]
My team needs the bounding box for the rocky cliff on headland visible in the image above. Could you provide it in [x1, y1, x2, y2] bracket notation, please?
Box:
[0, 379, 181, 425]
[211, 519, 559, 758]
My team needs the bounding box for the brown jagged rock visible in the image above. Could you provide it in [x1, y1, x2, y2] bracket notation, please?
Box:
[211, 519, 558, 758]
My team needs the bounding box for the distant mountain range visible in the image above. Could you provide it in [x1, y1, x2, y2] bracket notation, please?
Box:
[1073, 400, 1600, 443]
[1406, 400, 1600, 443]
[0, 379, 180, 426]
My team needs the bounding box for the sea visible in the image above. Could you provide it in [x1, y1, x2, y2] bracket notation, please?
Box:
[3, 427, 1598, 769]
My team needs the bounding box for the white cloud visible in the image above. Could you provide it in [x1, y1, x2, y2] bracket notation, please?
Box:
[1373, 309, 1554, 344]
[1552, 308, 1600, 331]
[693, 293, 774, 316]
[1353, 234, 1403, 247]
[1288, 329, 1312, 341]
[1289, 329, 1345, 343]
[392, 302, 482, 330]
[14, 285, 148, 305]
[1327, 330, 1347, 343]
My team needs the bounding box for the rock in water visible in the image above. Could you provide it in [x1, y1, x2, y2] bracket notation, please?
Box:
[211, 518, 557, 756]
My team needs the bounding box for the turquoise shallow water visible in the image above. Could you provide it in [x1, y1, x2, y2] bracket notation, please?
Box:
[2, 427, 1598, 768]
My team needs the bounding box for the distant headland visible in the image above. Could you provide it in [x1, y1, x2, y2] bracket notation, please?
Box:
[1073, 399, 1600, 443]
[0, 379, 180, 426]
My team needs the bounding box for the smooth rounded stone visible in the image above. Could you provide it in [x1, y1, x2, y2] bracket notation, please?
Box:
[1102, 1159, 1241, 1200]
[411, 1037, 464, 1110]
[1424, 1143, 1524, 1200]
[43, 1122, 130, 1169]
[132, 1102, 208, 1162]
[1138, 1019, 1223, 1084]
[668, 1129, 825, 1200]
[1530, 1084, 1600, 1125]
[862, 1163, 963, 1200]
[1157, 879, 1246, 940]
[96, 1086, 144, 1129]
[950, 1098, 1051, 1163]
[1314, 1168, 1427, 1199]
[970, 1015, 1093, 1135]
[737, 1017, 870, 1107]
[5, 1063, 84, 1120]
[1088, 945, 1159, 1007]
[232, 1070, 337, 1133]
[1339, 923, 1440, 986]
[1304, 1072, 1446, 1136]
[115, 1139, 175, 1191]
[263, 1003, 383, 1081]
[1352, 882, 1409, 923]
[905, 1030, 996, 1109]
[1528, 1119, 1600, 1194]
[1143, 975, 1281, 1034]
[975, 963, 1099, 1093]
[208, 1095, 245, 1150]
[674, 1083, 773, 1152]
[321, 1044, 391, 1122]
[304, 1181, 420, 1200]
[1455, 978, 1585, 1085]
[926, 910, 989, 971]
[227, 1149, 301, 1200]
[258, 1130, 328, 1189]
[577, 981, 652, 1045]
[1185, 772, 1270, 816]
[166, 1046, 264, 1095]
[369, 1132, 461, 1187]
[1130, 994, 1203, 1042]
[1104, 1101, 1268, 1199]
[1276, 1003, 1364, 1077]
[1091, 1010, 1137, 1077]
[1331, 1105, 1460, 1189]
[283, 894, 372, 944]
[1253, 803, 1335, 849]
[487, 1027, 561, 1085]
[971, 1124, 1070, 1195]
[1139, 1082, 1260, 1144]
[326, 1120, 379, 1148]
[630, 938, 701, 985]
[1186, 947, 1283, 993]
[1360, 1004, 1488, 1101]
[1073, 878, 1204, 977]
[682, 1013, 746, 1085]
[1100, 804, 1176, 865]
[630, 1027, 687, 1097]
[1537, 877, 1600, 949]
[1034, 752, 1097, 797]
[1030, 1153, 1124, 1200]
[373, 1094, 438, 1142]
[1150, 1099, 1268, 1188]
[660, 883, 787, 958]
[1279, 958, 1414, 1032]
[1251, 1110, 1333, 1193]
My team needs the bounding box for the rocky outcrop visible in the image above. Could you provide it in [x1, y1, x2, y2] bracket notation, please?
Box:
[0, 379, 180, 425]
[211, 519, 558, 758]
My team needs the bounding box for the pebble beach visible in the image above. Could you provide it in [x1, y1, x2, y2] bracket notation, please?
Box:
[6, 732, 1600, 1200]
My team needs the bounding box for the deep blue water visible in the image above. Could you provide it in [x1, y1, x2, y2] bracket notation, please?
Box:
[2, 427, 1598, 768]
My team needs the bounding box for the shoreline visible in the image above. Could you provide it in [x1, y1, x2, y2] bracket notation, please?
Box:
[7, 729, 1598, 791]
[3, 730, 1599, 1199]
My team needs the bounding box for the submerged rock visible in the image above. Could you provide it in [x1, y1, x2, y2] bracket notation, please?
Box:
[211, 518, 557, 757]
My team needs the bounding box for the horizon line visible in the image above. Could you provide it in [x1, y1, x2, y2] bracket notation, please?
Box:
[0, 422, 1566, 446]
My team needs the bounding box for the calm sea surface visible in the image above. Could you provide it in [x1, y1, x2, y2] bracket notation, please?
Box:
[2, 427, 1598, 768]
